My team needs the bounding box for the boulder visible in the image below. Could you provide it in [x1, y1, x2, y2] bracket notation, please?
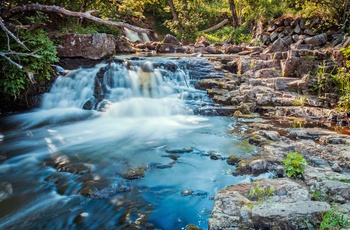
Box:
[156, 34, 185, 53]
[57, 33, 116, 59]
[304, 34, 327, 48]
[205, 46, 222, 54]
[115, 36, 135, 53]
[195, 36, 211, 47]
[162, 34, 182, 46]
[252, 201, 330, 229]
[225, 45, 243, 54]
[263, 38, 289, 53]
[208, 178, 329, 230]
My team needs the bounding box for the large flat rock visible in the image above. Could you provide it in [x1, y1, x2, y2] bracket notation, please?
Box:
[252, 201, 330, 229]
[57, 33, 116, 59]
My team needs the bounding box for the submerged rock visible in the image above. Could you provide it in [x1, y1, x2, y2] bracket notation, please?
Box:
[121, 167, 147, 180]
[165, 147, 193, 153]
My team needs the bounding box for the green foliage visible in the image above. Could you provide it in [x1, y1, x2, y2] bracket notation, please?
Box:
[201, 26, 233, 43]
[332, 46, 350, 112]
[163, 0, 204, 42]
[298, 0, 347, 32]
[292, 95, 307, 106]
[320, 207, 349, 230]
[0, 28, 58, 101]
[241, 0, 296, 22]
[248, 184, 275, 203]
[231, 24, 251, 44]
[58, 19, 120, 36]
[313, 62, 337, 97]
[282, 152, 308, 178]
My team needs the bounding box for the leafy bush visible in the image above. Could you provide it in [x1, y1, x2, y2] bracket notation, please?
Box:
[231, 24, 252, 44]
[282, 152, 308, 178]
[0, 28, 58, 102]
[200, 26, 233, 43]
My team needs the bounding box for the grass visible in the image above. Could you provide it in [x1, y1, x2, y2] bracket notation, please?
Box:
[320, 207, 349, 230]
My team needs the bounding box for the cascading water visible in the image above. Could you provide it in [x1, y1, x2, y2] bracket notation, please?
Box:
[0, 57, 269, 229]
[124, 28, 150, 42]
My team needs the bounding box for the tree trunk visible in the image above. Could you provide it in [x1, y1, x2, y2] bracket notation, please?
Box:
[229, 0, 239, 29]
[1, 3, 153, 34]
[344, 0, 349, 22]
[168, 0, 183, 31]
[199, 19, 229, 33]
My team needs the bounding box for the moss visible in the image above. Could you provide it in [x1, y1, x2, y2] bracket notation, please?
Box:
[226, 155, 240, 165]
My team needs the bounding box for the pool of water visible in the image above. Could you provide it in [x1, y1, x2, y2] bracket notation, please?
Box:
[0, 57, 267, 229]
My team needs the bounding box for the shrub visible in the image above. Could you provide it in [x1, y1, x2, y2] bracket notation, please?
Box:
[282, 152, 308, 178]
[0, 28, 58, 103]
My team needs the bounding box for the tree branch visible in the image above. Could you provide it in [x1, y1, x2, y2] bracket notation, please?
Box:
[4, 49, 42, 58]
[0, 16, 30, 51]
[199, 19, 229, 33]
[2, 3, 153, 34]
[0, 51, 23, 69]
[0, 52, 37, 83]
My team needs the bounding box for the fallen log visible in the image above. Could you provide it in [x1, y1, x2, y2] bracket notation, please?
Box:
[1, 3, 153, 34]
[199, 19, 229, 33]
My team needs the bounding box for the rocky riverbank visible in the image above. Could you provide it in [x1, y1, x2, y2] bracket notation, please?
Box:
[188, 17, 350, 229]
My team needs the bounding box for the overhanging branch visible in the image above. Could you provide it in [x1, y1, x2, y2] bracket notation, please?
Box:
[2, 3, 153, 34]
[0, 16, 29, 50]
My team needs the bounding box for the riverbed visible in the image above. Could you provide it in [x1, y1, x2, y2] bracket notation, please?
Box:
[0, 57, 269, 229]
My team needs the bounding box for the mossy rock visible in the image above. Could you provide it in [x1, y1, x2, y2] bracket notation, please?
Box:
[227, 155, 240, 165]
[121, 167, 147, 180]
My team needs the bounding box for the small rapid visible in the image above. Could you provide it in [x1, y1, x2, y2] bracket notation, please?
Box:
[0, 57, 268, 229]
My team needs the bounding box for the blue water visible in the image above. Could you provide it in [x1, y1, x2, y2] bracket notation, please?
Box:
[0, 57, 266, 229]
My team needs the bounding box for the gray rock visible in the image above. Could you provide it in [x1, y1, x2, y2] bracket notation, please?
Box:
[263, 38, 289, 53]
[252, 201, 330, 229]
[162, 34, 182, 46]
[304, 34, 327, 48]
[57, 33, 116, 59]
[225, 45, 243, 54]
[115, 36, 136, 53]
[209, 178, 316, 230]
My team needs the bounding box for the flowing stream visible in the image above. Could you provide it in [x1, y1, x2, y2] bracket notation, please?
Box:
[0, 57, 267, 229]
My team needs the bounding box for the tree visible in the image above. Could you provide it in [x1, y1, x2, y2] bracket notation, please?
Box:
[228, 0, 239, 28]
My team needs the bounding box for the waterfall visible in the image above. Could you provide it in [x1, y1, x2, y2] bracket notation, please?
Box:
[124, 28, 150, 42]
[40, 58, 194, 117]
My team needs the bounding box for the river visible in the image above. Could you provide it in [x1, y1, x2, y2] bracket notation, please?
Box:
[0, 57, 268, 229]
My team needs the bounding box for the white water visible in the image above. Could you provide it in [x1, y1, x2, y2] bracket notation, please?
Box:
[0, 57, 267, 229]
[124, 28, 150, 42]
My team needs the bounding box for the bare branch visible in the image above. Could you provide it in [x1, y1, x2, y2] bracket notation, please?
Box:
[23, 66, 36, 84]
[199, 19, 229, 33]
[0, 16, 30, 51]
[0, 51, 23, 69]
[4, 49, 42, 58]
[2, 3, 153, 34]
